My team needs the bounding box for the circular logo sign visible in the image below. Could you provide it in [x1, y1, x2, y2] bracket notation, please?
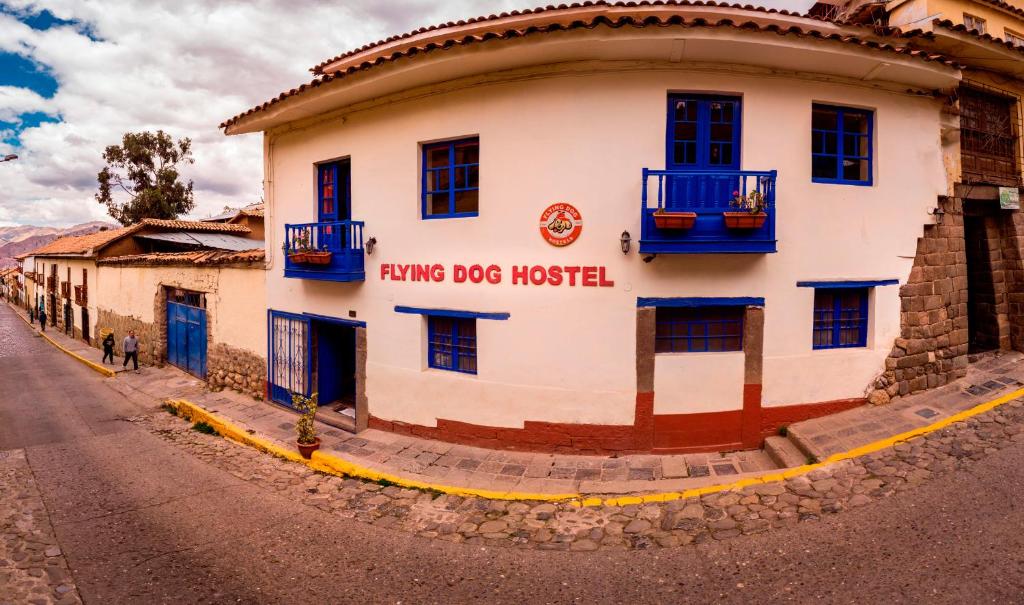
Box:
[539, 203, 583, 247]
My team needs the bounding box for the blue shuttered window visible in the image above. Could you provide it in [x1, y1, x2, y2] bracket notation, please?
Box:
[655, 307, 744, 353]
[813, 288, 868, 349]
[422, 137, 479, 218]
[812, 104, 873, 186]
[428, 316, 477, 373]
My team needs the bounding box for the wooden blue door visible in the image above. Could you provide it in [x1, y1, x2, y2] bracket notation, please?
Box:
[317, 161, 351, 253]
[268, 310, 311, 407]
[167, 301, 207, 378]
[666, 94, 741, 212]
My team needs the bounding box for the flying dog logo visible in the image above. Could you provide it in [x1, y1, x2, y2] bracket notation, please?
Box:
[539, 203, 582, 247]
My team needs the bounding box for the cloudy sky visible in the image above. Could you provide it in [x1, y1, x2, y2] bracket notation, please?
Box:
[0, 0, 813, 227]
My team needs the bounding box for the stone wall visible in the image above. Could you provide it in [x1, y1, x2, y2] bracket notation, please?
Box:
[208, 342, 266, 400]
[95, 308, 161, 365]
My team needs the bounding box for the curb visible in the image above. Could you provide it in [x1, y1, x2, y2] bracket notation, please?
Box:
[168, 387, 1024, 506]
[8, 303, 116, 378]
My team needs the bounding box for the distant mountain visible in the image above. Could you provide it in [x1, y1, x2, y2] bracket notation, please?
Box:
[0, 221, 118, 268]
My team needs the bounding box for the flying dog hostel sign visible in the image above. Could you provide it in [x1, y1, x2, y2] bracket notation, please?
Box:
[380, 263, 614, 287]
[379, 202, 612, 287]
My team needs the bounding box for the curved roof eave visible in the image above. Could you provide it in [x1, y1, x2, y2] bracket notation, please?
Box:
[221, 9, 960, 134]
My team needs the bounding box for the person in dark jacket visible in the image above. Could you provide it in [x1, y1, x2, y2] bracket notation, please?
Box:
[38, 307, 46, 332]
[102, 332, 115, 364]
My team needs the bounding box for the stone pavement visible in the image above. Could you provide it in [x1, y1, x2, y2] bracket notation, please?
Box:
[0, 450, 82, 605]
[787, 350, 1024, 461]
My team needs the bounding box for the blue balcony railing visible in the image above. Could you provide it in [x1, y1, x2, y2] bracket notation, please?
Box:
[283, 220, 365, 282]
[640, 169, 777, 254]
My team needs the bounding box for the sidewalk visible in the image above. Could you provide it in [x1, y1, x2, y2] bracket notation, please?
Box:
[12, 300, 1024, 498]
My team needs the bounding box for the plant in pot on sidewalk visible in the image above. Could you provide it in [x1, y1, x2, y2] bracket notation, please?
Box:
[292, 391, 320, 458]
[724, 188, 768, 229]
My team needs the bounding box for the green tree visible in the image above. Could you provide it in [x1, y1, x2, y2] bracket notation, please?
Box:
[95, 130, 195, 225]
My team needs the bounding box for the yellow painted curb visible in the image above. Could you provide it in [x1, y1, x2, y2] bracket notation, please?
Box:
[167, 385, 1024, 506]
[7, 303, 115, 378]
[167, 399, 579, 503]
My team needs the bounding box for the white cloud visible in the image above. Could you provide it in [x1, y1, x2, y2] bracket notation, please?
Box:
[0, 0, 813, 227]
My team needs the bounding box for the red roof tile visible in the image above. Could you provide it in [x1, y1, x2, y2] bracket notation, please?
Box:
[221, 3, 958, 131]
[23, 219, 252, 258]
[97, 249, 266, 267]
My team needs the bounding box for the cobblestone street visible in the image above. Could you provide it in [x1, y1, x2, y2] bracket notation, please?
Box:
[4, 303, 1024, 603]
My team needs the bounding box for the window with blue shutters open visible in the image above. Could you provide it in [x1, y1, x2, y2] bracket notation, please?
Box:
[812, 104, 873, 186]
[422, 137, 479, 218]
[812, 288, 868, 349]
[428, 316, 477, 373]
[655, 307, 744, 353]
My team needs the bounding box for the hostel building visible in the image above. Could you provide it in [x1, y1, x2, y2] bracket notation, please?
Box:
[223, 2, 982, 453]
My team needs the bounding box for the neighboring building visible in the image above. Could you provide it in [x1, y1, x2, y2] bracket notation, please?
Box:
[0, 267, 19, 302]
[17, 217, 267, 398]
[222, 3, 970, 453]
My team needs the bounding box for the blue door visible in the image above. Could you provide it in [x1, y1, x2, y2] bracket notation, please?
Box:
[317, 161, 351, 253]
[167, 301, 207, 378]
[666, 94, 741, 212]
[268, 310, 311, 407]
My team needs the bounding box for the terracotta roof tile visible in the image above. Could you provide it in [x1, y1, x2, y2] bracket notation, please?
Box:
[26, 227, 134, 257]
[97, 249, 266, 267]
[913, 19, 1024, 57]
[221, 3, 958, 131]
[137, 218, 251, 233]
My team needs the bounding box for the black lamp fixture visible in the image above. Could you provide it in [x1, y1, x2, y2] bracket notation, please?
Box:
[365, 236, 377, 255]
[620, 231, 631, 254]
[928, 206, 945, 225]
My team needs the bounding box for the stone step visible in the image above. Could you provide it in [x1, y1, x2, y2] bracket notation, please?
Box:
[763, 435, 808, 469]
[783, 424, 824, 463]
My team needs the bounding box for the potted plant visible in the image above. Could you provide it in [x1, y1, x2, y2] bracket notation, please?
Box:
[724, 189, 768, 229]
[303, 246, 333, 265]
[286, 229, 312, 264]
[293, 391, 320, 458]
[652, 209, 697, 230]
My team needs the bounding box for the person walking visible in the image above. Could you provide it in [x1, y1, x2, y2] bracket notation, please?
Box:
[102, 331, 115, 364]
[38, 305, 46, 332]
[122, 330, 139, 372]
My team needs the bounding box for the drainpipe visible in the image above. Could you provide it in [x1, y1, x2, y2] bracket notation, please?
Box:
[263, 132, 275, 271]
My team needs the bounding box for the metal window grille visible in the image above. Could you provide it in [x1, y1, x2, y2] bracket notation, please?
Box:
[428, 316, 477, 373]
[959, 84, 1021, 187]
[166, 287, 206, 308]
[813, 288, 868, 349]
[271, 314, 308, 395]
[422, 138, 479, 218]
[812, 104, 873, 186]
[655, 307, 744, 353]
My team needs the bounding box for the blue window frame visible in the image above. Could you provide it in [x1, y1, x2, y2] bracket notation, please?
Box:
[655, 306, 744, 353]
[812, 104, 873, 186]
[317, 160, 351, 222]
[428, 316, 477, 373]
[813, 288, 868, 349]
[422, 137, 479, 218]
[667, 95, 741, 170]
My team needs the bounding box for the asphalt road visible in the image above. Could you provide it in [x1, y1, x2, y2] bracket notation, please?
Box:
[2, 302, 1024, 604]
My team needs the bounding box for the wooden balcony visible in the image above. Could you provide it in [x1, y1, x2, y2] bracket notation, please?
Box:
[283, 221, 365, 282]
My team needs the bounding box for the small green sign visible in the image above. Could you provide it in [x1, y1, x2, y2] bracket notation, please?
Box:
[999, 187, 1020, 210]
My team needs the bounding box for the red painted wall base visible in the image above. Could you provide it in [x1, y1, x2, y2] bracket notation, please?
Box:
[367, 394, 866, 455]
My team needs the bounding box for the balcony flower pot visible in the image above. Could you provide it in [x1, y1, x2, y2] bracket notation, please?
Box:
[722, 212, 767, 229]
[303, 250, 333, 265]
[288, 251, 309, 264]
[653, 210, 697, 230]
[297, 438, 321, 459]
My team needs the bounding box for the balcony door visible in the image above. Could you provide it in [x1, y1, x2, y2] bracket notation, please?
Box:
[666, 94, 741, 211]
[317, 160, 351, 252]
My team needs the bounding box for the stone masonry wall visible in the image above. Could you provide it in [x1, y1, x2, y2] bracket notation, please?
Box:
[95, 308, 161, 365]
[869, 196, 970, 405]
[208, 342, 266, 400]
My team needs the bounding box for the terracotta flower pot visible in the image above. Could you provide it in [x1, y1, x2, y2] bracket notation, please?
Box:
[303, 251, 333, 265]
[288, 252, 309, 264]
[722, 212, 767, 229]
[653, 211, 697, 230]
[297, 438, 321, 459]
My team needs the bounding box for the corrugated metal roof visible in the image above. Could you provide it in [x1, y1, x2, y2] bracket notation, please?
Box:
[136, 232, 265, 251]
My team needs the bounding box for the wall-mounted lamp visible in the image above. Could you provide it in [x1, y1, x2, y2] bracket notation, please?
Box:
[928, 207, 945, 225]
[620, 231, 631, 255]
[365, 237, 377, 255]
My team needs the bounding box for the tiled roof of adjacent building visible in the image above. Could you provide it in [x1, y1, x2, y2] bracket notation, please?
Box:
[97, 249, 266, 267]
[220, 2, 958, 130]
[23, 219, 252, 258]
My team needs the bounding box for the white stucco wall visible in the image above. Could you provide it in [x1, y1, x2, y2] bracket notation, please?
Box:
[96, 265, 266, 355]
[264, 63, 948, 428]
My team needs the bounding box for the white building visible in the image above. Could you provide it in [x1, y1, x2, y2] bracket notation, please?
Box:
[223, 4, 966, 453]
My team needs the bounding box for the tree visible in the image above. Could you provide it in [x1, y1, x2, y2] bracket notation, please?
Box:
[96, 130, 195, 225]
